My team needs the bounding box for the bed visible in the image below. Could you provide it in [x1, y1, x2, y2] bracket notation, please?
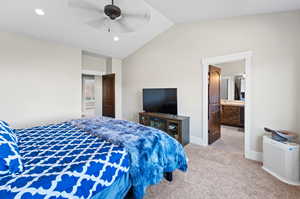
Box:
[0, 117, 188, 199]
[0, 122, 131, 199]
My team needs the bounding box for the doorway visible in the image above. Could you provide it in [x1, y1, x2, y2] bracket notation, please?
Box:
[82, 74, 102, 118]
[202, 52, 253, 159]
[81, 72, 116, 118]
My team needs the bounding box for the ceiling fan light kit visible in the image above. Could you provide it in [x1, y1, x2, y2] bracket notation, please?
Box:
[69, 0, 151, 33]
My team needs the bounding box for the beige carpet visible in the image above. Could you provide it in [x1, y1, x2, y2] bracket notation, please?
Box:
[212, 125, 244, 155]
[144, 127, 300, 199]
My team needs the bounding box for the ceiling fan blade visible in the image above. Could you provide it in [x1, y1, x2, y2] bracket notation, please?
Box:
[68, 0, 103, 12]
[122, 12, 151, 21]
[115, 18, 135, 33]
[87, 17, 107, 30]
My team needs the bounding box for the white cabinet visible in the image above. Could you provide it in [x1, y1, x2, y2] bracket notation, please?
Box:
[262, 135, 300, 185]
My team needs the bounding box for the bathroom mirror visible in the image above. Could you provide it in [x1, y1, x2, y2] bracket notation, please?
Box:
[221, 75, 245, 101]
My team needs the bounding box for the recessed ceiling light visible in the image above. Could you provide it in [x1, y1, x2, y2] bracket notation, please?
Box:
[113, 36, 119, 42]
[35, 9, 45, 16]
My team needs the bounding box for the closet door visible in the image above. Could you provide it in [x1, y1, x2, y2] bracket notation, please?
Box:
[102, 74, 115, 118]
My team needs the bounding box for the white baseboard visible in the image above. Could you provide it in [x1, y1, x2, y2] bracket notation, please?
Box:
[245, 150, 263, 162]
[190, 136, 204, 146]
[190, 137, 262, 162]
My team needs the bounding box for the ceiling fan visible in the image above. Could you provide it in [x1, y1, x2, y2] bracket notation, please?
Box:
[69, 0, 151, 33]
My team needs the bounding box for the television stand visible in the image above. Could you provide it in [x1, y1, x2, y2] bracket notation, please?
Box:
[139, 112, 190, 146]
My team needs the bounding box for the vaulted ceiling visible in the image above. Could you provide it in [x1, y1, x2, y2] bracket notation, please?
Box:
[0, 0, 173, 58]
[0, 0, 299, 58]
[145, 0, 300, 23]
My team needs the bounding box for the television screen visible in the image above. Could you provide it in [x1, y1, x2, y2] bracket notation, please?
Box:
[143, 88, 177, 115]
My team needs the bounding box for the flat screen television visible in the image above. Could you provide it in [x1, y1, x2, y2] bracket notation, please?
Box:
[143, 88, 177, 115]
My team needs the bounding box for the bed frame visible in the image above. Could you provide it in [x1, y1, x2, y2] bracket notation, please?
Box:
[164, 172, 173, 182]
[125, 172, 173, 199]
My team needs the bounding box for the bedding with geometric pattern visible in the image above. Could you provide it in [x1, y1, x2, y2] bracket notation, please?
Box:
[0, 122, 130, 199]
[0, 121, 23, 176]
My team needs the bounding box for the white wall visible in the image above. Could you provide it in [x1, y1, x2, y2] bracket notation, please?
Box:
[122, 11, 300, 152]
[82, 52, 107, 72]
[0, 32, 82, 128]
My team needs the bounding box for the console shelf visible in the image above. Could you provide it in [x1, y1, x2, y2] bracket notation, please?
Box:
[139, 112, 190, 146]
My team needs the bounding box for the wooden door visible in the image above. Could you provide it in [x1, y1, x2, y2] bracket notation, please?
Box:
[102, 74, 115, 118]
[208, 65, 221, 144]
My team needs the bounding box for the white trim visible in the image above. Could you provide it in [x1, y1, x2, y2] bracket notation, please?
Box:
[82, 70, 105, 76]
[262, 167, 300, 186]
[202, 51, 254, 160]
[191, 136, 204, 146]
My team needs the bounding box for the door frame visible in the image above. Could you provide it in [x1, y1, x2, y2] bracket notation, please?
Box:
[202, 51, 253, 160]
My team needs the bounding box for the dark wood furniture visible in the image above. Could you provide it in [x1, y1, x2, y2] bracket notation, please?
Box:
[139, 112, 190, 146]
[208, 65, 221, 144]
[102, 74, 115, 118]
[221, 104, 244, 127]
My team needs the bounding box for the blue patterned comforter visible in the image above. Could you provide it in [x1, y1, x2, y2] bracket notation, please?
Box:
[0, 123, 130, 199]
[70, 117, 188, 199]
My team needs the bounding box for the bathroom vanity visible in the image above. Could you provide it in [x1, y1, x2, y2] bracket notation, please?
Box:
[221, 100, 244, 128]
